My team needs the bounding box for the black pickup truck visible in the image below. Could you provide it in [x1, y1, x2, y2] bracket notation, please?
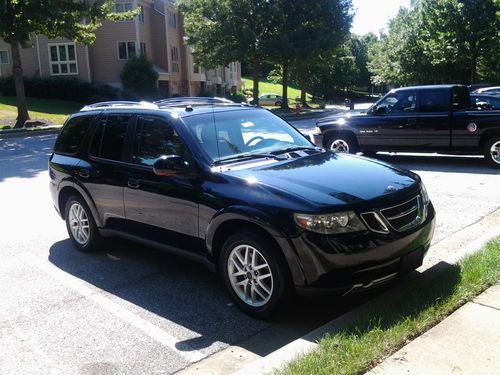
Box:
[311, 85, 500, 168]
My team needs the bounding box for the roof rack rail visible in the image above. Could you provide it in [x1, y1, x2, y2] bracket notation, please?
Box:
[80, 101, 158, 111]
[154, 96, 235, 106]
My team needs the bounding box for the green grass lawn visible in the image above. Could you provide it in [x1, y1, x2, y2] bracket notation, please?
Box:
[280, 238, 500, 375]
[241, 77, 313, 104]
[0, 96, 82, 128]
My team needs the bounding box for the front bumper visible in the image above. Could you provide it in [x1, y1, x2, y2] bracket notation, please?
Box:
[293, 203, 436, 296]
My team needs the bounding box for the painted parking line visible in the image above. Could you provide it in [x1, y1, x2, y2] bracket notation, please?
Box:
[22, 253, 206, 363]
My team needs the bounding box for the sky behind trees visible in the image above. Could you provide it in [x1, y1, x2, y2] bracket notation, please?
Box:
[351, 0, 411, 35]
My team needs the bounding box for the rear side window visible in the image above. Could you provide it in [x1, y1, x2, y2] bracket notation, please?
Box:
[90, 114, 130, 161]
[420, 89, 450, 112]
[453, 86, 470, 111]
[54, 115, 95, 155]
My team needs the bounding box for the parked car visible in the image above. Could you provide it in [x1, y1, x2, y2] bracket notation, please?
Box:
[472, 86, 500, 96]
[257, 93, 283, 106]
[312, 84, 500, 168]
[471, 94, 500, 110]
[49, 98, 435, 317]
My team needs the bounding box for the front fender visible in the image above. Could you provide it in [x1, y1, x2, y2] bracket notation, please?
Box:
[205, 206, 307, 286]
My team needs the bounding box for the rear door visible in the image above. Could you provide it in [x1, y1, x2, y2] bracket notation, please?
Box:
[416, 88, 452, 148]
[76, 113, 133, 228]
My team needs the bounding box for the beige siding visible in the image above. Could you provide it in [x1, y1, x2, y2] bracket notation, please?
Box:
[89, 19, 136, 85]
[0, 38, 39, 78]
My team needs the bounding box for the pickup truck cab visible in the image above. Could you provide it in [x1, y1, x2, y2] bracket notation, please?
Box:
[311, 85, 500, 168]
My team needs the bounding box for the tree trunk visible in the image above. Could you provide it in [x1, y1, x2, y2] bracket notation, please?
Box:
[281, 61, 290, 109]
[10, 41, 30, 128]
[470, 54, 477, 85]
[251, 58, 260, 105]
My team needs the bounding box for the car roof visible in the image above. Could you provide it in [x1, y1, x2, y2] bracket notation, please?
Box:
[475, 86, 500, 92]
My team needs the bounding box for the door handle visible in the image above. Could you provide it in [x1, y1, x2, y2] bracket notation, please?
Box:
[78, 169, 90, 179]
[128, 178, 140, 189]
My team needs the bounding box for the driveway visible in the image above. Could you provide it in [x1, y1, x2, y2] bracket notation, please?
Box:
[0, 134, 499, 374]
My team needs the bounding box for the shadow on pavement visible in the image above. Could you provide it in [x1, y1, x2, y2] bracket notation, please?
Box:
[48, 237, 385, 356]
[0, 134, 55, 182]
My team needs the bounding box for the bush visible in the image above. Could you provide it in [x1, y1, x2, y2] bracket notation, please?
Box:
[120, 55, 159, 100]
[225, 91, 246, 103]
[0, 76, 119, 103]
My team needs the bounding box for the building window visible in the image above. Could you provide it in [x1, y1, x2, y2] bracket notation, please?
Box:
[115, 2, 133, 13]
[49, 43, 78, 75]
[171, 47, 179, 73]
[0, 50, 9, 64]
[138, 5, 145, 22]
[140, 42, 147, 56]
[168, 10, 177, 28]
[193, 63, 199, 74]
[118, 41, 136, 60]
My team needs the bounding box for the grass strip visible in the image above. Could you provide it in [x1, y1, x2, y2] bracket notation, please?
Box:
[280, 238, 500, 375]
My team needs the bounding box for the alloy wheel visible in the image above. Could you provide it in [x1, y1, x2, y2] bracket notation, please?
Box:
[227, 244, 273, 307]
[330, 139, 350, 153]
[490, 141, 500, 164]
[68, 202, 90, 245]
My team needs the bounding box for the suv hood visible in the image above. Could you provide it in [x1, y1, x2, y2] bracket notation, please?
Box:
[226, 152, 420, 210]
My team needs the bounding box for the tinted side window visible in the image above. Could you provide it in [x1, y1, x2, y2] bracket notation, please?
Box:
[420, 89, 450, 112]
[90, 114, 130, 161]
[452, 86, 470, 111]
[54, 116, 95, 155]
[132, 116, 186, 166]
[376, 90, 417, 113]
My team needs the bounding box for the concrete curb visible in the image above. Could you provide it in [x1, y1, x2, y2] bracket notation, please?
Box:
[231, 208, 500, 375]
[0, 128, 60, 139]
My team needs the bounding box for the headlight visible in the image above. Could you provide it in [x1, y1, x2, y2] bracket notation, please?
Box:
[421, 183, 430, 205]
[314, 126, 321, 134]
[294, 211, 366, 234]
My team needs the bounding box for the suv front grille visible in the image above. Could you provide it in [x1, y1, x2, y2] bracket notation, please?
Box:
[380, 195, 423, 232]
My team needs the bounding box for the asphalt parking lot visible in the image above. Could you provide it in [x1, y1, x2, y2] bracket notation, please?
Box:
[1, 132, 499, 374]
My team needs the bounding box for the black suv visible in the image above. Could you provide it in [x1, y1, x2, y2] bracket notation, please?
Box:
[49, 98, 435, 317]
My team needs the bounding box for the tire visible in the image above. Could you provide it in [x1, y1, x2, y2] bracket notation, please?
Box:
[64, 195, 102, 253]
[220, 231, 290, 318]
[326, 133, 358, 154]
[483, 137, 500, 168]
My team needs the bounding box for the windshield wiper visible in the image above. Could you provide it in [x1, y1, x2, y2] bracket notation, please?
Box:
[213, 152, 287, 165]
[272, 146, 320, 154]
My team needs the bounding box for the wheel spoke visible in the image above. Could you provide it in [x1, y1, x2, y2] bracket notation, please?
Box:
[253, 284, 267, 300]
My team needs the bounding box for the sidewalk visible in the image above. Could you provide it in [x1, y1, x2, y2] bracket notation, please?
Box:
[367, 283, 500, 375]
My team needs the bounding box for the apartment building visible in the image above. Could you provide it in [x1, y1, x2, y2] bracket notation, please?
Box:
[0, 0, 241, 98]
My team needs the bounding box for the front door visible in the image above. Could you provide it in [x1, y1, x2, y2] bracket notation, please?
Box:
[359, 89, 418, 148]
[123, 115, 202, 253]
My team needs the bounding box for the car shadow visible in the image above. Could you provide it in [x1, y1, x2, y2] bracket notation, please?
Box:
[48, 237, 387, 356]
[0, 134, 55, 182]
[370, 153, 500, 175]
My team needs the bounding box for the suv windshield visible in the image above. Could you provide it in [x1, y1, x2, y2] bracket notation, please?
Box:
[182, 109, 312, 162]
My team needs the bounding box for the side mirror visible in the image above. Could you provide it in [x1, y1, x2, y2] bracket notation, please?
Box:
[373, 106, 388, 115]
[153, 155, 187, 176]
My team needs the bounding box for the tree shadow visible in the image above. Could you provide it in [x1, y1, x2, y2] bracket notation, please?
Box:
[0, 134, 55, 182]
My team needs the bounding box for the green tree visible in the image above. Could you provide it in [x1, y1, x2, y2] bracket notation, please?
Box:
[271, 0, 353, 108]
[0, 1, 136, 128]
[120, 55, 159, 100]
[179, 0, 280, 103]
